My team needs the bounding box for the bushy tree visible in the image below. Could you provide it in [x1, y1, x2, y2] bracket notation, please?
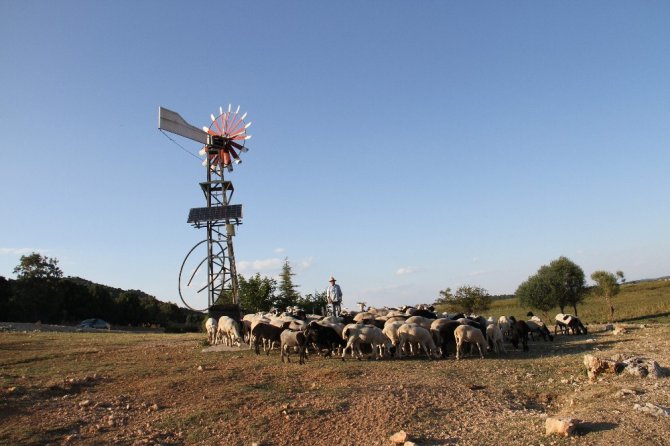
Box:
[546, 257, 586, 314]
[436, 285, 491, 314]
[13, 252, 63, 280]
[515, 274, 554, 319]
[516, 256, 586, 315]
[0, 276, 13, 321]
[296, 290, 328, 315]
[591, 270, 622, 323]
[238, 273, 276, 312]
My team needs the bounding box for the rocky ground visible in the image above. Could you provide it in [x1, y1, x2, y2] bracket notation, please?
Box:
[1, 323, 669, 445]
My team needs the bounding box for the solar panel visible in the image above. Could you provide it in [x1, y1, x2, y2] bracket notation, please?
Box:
[187, 205, 243, 223]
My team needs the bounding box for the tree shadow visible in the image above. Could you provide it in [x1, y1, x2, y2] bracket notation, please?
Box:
[615, 312, 670, 323]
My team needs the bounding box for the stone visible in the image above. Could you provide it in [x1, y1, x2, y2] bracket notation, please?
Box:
[633, 403, 670, 417]
[613, 326, 628, 335]
[604, 324, 614, 331]
[545, 417, 578, 437]
[583, 354, 624, 382]
[390, 430, 409, 444]
[615, 388, 637, 398]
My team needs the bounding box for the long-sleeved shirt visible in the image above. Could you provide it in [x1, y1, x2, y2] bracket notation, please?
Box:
[326, 284, 342, 303]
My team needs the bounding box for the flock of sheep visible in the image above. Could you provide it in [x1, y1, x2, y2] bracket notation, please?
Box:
[205, 306, 589, 364]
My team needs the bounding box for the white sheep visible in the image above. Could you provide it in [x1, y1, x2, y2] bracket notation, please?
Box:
[382, 320, 405, 347]
[280, 329, 307, 364]
[404, 315, 433, 330]
[454, 324, 487, 360]
[497, 315, 512, 338]
[396, 324, 438, 359]
[205, 317, 218, 345]
[216, 316, 242, 347]
[342, 325, 393, 360]
[485, 323, 506, 354]
[353, 312, 375, 322]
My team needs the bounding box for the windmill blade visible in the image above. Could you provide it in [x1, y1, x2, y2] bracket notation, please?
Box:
[230, 147, 241, 164]
[222, 150, 231, 166]
[210, 114, 223, 134]
[230, 141, 249, 152]
[158, 107, 208, 144]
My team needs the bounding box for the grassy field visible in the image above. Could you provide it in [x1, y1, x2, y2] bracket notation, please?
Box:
[487, 279, 670, 325]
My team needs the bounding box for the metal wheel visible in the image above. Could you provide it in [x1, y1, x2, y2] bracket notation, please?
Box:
[178, 239, 228, 312]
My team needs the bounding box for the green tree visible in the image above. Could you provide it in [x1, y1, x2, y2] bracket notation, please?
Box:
[515, 274, 554, 319]
[274, 258, 301, 311]
[436, 285, 491, 314]
[296, 290, 328, 315]
[0, 276, 13, 321]
[545, 256, 586, 314]
[616, 270, 625, 283]
[591, 270, 621, 323]
[116, 290, 144, 325]
[13, 252, 63, 280]
[238, 273, 276, 312]
[516, 256, 586, 315]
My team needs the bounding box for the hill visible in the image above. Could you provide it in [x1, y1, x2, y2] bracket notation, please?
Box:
[488, 278, 670, 324]
[0, 274, 202, 330]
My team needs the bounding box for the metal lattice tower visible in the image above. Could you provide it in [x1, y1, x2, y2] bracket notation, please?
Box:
[186, 162, 242, 308]
[159, 106, 251, 313]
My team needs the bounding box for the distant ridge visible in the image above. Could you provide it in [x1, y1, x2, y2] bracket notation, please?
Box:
[626, 276, 670, 284]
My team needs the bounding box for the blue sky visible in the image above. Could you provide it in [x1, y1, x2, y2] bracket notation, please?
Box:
[1, 1, 669, 310]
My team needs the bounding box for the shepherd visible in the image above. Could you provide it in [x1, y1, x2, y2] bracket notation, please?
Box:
[326, 276, 343, 317]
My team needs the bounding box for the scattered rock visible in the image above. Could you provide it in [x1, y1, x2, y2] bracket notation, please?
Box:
[197, 365, 204, 372]
[545, 417, 578, 437]
[150, 403, 159, 411]
[604, 324, 614, 331]
[79, 400, 91, 407]
[583, 354, 624, 382]
[390, 430, 409, 444]
[613, 326, 628, 335]
[633, 403, 670, 417]
[403, 442, 417, 446]
[615, 388, 638, 398]
[622, 357, 669, 379]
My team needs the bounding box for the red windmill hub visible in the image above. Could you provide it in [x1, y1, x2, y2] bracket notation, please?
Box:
[199, 105, 252, 171]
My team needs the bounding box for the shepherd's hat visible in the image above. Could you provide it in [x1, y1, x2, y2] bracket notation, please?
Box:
[329, 276, 336, 282]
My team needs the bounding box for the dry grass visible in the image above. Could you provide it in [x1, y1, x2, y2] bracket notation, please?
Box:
[1, 322, 669, 445]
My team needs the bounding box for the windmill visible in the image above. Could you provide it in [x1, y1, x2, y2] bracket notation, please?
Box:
[158, 105, 252, 317]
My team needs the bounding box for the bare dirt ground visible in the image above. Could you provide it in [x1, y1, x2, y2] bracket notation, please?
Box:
[1, 322, 669, 446]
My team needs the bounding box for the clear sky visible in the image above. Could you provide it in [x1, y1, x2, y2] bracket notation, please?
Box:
[1, 1, 669, 311]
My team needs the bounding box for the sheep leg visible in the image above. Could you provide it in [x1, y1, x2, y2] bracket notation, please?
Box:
[342, 339, 354, 361]
[455, 338, 462, 360]
[355, 341, 364, 360]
